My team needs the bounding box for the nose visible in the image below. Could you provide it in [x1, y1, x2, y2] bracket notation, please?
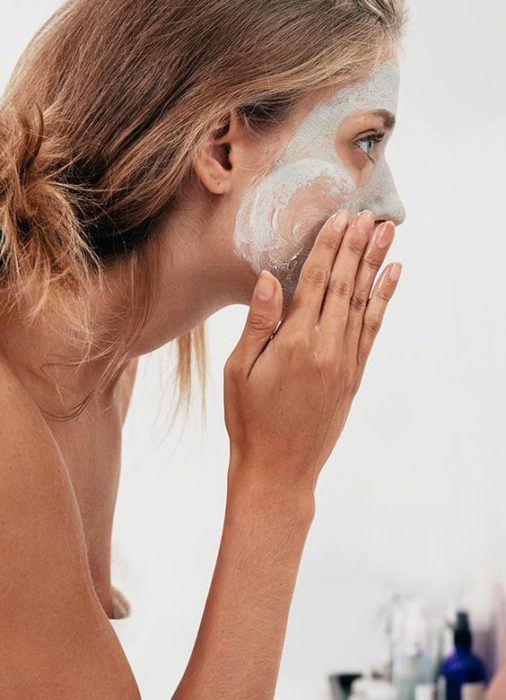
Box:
[364, 160, 406, 228]
[377, 199, 406, 227]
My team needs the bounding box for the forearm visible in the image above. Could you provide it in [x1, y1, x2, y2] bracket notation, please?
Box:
[171, 471, 315, 700]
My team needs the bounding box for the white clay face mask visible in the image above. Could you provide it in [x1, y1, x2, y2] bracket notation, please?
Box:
[232, 58, 406, 306]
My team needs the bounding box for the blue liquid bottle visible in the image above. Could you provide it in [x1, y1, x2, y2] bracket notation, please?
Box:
[439, 612, 486, 700]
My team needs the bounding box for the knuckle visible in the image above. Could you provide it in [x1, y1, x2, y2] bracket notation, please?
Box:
[363, 251, 383, 271]
[364, 314, 382, 335]
[247, 312, 272, 333]
[375, 286, 392, 303]
[349, 286, 369, 313]
[345, 237, 365, 257]
[318, 231, 340, 253]
[301, 264, 328, 288]
[285, 331, 310, 353]
[320, 351, 337, 374]
[328, 276, 352, 300]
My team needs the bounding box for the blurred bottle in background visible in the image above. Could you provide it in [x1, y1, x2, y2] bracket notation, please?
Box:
[438, 611, 486, 700]
[392, 599, 435, 700]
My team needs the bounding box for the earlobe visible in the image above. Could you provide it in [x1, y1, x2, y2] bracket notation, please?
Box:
[192, 148, 232, 195]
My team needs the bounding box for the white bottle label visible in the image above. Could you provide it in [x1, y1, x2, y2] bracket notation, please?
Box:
[462, 683, 485, 700]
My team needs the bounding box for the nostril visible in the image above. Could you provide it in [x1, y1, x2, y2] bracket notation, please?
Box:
[376, 211, 405, 228]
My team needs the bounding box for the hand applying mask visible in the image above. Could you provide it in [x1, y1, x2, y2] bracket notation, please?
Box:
[225, 207, 401, 498]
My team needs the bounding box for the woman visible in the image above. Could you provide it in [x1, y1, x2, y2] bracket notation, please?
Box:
[0, 0, 407, 697]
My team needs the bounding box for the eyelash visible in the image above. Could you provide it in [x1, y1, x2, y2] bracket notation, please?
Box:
[355, 131, 386, 163]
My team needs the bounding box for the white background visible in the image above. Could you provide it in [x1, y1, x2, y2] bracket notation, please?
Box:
[2, 1, 505, 698]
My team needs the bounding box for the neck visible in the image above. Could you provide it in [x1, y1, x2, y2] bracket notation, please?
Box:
[0, 193, 255, 419]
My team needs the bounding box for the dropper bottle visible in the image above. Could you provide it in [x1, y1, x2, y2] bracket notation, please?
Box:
[438, 612, 486, 700]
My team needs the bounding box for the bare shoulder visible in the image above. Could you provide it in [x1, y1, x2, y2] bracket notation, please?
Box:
[0, 353, 140, 697]
[0, 349, 94, 599]
[117, 356, 140, 426]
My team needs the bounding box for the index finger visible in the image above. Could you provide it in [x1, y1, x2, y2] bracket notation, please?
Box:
[284, 209, 349, 329]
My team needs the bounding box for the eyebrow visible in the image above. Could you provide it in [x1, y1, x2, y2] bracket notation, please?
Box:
[373, 109, 396, 130]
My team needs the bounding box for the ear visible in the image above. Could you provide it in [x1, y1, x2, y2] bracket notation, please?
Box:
[192, 109, 247, 195]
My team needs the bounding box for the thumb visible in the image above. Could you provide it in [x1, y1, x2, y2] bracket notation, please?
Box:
[235, 270, 282, 368]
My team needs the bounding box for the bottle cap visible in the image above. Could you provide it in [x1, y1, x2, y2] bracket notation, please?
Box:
[453, 610, 472, 650]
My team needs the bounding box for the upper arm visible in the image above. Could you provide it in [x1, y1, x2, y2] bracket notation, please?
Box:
[0, 359, 140, 699]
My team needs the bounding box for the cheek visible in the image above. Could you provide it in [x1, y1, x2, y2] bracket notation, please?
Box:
[233, 157, 357, 274]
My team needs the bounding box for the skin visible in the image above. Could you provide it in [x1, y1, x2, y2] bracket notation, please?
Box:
[0, 51, 405, 695]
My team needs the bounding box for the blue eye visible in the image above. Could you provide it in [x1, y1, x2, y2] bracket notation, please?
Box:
[356, 132, 385, 161]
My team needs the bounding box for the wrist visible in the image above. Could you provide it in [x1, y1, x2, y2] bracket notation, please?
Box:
[226, 463, 316, 528]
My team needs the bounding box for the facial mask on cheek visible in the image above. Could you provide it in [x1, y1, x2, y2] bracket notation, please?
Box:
[232, 59, 403, 306]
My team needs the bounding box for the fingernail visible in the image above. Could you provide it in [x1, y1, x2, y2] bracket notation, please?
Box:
[389, 263, 402, 281]
[355, 210, 373, 235]
[332, 210, 348, 232]
[256, 270, 275, 300]
[376, 222, 395, 249]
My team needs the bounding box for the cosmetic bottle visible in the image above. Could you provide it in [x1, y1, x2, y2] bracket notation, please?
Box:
[438, 612, 486, 700]
[392, 600, 434, 700]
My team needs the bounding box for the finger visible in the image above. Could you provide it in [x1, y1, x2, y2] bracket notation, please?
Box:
[346, 220, 396, 358]
[357, 261, 402, 368]
[233, 270, 283, 376]
[285, 209, 349, 330]
[319, 209, 375, 344]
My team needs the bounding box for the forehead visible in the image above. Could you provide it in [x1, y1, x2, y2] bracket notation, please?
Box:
[327, 59, 400, 118]
[295, 59, 400, 136]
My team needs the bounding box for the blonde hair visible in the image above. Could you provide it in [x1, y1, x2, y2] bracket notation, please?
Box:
[0, 0, 407, 422]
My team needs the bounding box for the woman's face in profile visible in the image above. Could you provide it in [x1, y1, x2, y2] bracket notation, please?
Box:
[232, 58, 406, 307]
